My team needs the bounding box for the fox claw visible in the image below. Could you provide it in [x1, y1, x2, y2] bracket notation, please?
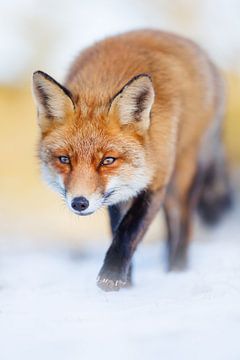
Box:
[97, 278, 126, 291]
[96, 270, 128, 292]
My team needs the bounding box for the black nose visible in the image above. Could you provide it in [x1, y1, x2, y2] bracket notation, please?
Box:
[71, 196, 89, 212]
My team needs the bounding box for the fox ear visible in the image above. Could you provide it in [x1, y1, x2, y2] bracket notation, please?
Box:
[32, 71, 75, 131]
[109, 74, 154, 132]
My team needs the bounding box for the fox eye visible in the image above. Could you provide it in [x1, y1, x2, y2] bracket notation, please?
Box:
[101, 157, 116, 166]
[58, 156, 70, 164]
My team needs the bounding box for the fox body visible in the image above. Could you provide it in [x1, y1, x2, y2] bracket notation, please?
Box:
[33, 30, 231, 291]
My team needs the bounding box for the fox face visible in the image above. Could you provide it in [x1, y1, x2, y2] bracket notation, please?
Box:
[33, 71, 155, 215]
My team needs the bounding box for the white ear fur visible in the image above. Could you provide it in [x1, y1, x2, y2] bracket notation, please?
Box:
[32, 71, 75, 130]
[109, 74, 155, 132]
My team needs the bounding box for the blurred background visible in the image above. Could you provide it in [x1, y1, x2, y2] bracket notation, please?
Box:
[0, 0, 239, 251]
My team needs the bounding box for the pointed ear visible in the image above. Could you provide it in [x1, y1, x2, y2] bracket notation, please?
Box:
[32, 71, 75, 132]
[109, 74, 154, 132]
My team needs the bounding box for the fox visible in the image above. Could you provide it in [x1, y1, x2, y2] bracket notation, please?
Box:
[32, 29, 232, 292]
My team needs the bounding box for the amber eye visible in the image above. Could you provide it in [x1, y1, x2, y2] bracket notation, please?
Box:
[101, 157, 116, 166]
[58, 156, 70, 164]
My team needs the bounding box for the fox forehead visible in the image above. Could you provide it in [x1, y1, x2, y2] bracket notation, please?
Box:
[41, 115, 141, 162]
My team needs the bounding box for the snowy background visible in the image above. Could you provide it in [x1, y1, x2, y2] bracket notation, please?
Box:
[0, 0, 240, 359]
[0, 0, 240, 84]
[1, 206, 240, 360]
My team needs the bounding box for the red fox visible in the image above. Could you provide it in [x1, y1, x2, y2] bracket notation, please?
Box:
[33, 30, 232, 291]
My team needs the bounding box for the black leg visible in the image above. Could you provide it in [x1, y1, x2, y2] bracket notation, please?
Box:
[108, 202, 133, 286]
[108, 204, 123, 235]
[197, 161, 233, 225]
[97, 189, 164, 291]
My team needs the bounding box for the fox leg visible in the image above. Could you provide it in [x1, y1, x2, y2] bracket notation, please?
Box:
[164, 154, 202, 271]
[108, 201, 132, 234]
[108, 202, 133, 286]
[108, 204, 122, 234]
[197, 148, 232, 224]
[97, 188, 165, 291]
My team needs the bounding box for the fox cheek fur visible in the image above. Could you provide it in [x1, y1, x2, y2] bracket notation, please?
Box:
[33, 30, 232, 292]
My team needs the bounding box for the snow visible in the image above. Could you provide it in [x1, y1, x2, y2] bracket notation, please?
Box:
[0, 207, 240, 360]
[0, 0, 240, 84]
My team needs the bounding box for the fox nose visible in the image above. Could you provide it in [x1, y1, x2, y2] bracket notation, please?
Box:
[71, 196, 89, 212]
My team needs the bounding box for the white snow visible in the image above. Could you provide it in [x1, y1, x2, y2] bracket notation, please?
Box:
[0, 0, 240, 84]
[0, 206, 240, 360]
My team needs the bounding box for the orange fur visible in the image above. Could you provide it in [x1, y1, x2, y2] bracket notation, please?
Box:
[32, 29, 231, 287]
[33, 30, 228, 228]
[33, 30, 224, 205]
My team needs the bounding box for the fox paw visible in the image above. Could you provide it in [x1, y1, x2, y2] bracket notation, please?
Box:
[168, 250, 188, 272]
[96, 267, 130, 292]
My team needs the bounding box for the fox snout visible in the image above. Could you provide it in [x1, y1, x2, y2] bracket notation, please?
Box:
[71, 196, 89, 213]
[66, 192, 102, 216]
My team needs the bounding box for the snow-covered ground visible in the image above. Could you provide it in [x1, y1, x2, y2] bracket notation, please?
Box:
[0, 206, 240, 360]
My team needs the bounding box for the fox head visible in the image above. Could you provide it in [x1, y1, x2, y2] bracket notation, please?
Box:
[32, 71, 155, 215]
